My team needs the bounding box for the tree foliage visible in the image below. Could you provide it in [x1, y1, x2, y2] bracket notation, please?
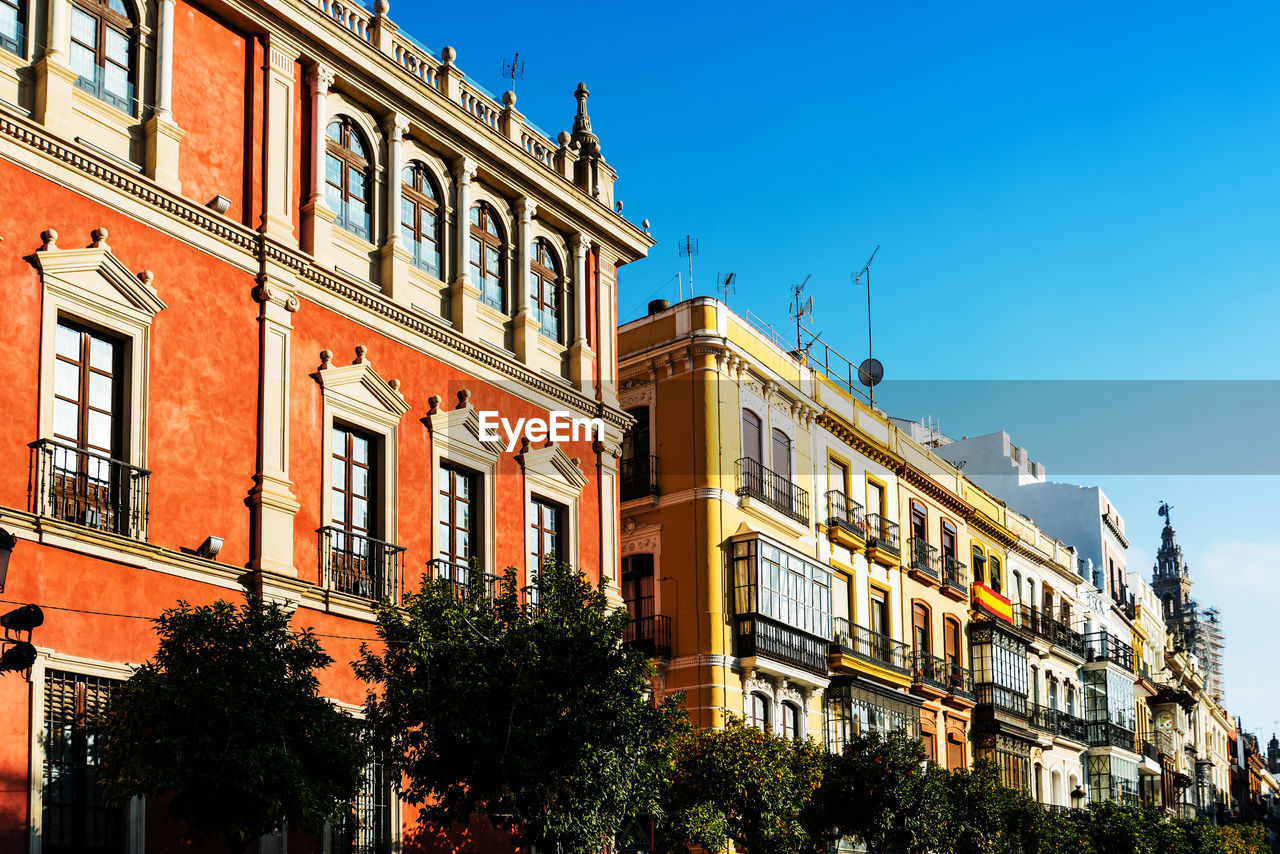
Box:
[660, 716, 827, 854]
[355, 560, 686, 853]
[100, 595, 367, 854]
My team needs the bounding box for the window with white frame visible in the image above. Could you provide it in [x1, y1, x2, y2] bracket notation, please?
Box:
[70, 0, 134, 113]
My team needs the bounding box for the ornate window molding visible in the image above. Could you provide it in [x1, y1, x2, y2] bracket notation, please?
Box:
[312, 347, 409, 545]
[35, 227, 164, 468]
[425, 391, 501, 575]
[520, 440, 587, 576]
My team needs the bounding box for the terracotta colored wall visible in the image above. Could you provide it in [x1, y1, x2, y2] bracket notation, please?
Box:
[0, 163, 260, 567]
[172, 0, 253, 226]
[287, 301, 605, 589]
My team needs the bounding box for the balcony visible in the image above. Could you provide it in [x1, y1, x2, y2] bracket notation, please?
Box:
[620, 454, 658, 502]
[1087, 721, 1137, 751]
[1014, 605, 1085, 658]
[832, 617, 910, 675]
[29, 439, 150, 540]
[319, 526, 405, 603]
[624, 614, 672, 659]
[911, 651, 949, 699]
[864, 513, 900, 560]
[1029, 704, 1088, 743]
[825, 490, 865, 548]
[1141, 739, 1159, 762]
[735, 457, 809, 525]
[974, 682, 1028, 721]
[430, 558, 497, 602]
[907, 538, 940, 584]
[735, 613, 828, 675]
[941, 554, 969, 601]
[944, 661, 975, 706]
[1085, 630, 1135, 670]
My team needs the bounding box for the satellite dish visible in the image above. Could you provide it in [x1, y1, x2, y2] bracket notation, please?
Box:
[857, 358, 884, 387]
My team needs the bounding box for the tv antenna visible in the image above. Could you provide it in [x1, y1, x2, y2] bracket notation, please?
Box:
[501, 52, 525, 94]
[789, 274, 813, 353]
[852, 245, 882, 407]
[717, 272, 737, 305]
[678, 235, 699, 298]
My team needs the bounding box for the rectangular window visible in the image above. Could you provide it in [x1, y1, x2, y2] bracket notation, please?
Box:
[621, 554, 655, 626]
[771, 429, 791, 481]
[731, 537, 832, 639]
[327, 425, 393, 600]
[0, 0, 24, 56]
[824, 680, 921, 753]
[43, 670, 126, 854]
[530, 497, 564, 571]
[869, 589, 889, 637]
[330, 751, 389, 854]
[333, 425, 376, 537]
[912, 603, 930, 654]
[867, 482, 885, 519]
[828, 459, 848, 497]
[911, 501, 927, 540]
[940, 521, 956, 559]
[437, 464, 477, 569]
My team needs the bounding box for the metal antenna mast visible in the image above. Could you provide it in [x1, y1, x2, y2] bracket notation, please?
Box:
[501, 52, 525, 95]
[789, 274, 813, 354]
[852, 245, 881, 406]
[717, 272, 737, 306]
[678, 235, 699, 298]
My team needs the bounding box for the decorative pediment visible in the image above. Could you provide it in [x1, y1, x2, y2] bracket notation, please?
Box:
[521, 442, 589, 491]
[35, 229, 166, 319]
[621, 516, 661, 554]
[426, 400, 504, 459]
[312, 347, 410, 427]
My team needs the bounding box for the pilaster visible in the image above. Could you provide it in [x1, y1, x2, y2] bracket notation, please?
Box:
[379, 112, 409, 295]
[33, 57, 78, 138]
[301, 63, 335, 263]
[570, 232, 596, 392]
[447, 156, 480, 335]
[143, 114, 184, 191]
[249, 271, 301, 577]
[513, 197, 541, 366]
[264, 35, 302, 244]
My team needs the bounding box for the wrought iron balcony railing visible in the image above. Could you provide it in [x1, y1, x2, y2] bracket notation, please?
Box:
[946, 661, 975, 700]
[974, 682, 1028, 719]
[1087, 721, 1138, 751]
[319, 526, 405, 603]
[1141, 739, 1159, 762]
[1029, 704, 1088, 742]
[1085, 630, 1135, 670]
[832, 617, 910, 674]
[624, 613, 672, 659]
[1014, 605, 1085, 657]
[908, 538, 939, 579]
[29, 439, 150, 540]
[825, 490, 865, 537]
[430, 558, 498, 602]
[942, 554, 969, 593]
[735, 613, 828, 675]
[735, 457, 809, 524]
[620, 454, 658, 502]
[864, 513, 900, 555]
[911, 651, 948, 691]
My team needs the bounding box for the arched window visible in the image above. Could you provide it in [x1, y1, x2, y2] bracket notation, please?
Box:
[747, 692, 770, 732]
[780, 702, 800, 740]
[326, 118, 372, 239]
[401, 162, 440, 277]
[70, 0, 134, 112]
[741, 410, 762, 464]
[469, 202, 505, 311]
[530, 238, 564, 341]
[912, 602, 931, 654]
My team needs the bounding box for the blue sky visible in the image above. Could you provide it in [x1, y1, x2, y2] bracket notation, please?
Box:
[395, 1, 1280, 734]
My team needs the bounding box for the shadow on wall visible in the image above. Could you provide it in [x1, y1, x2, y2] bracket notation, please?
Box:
[403, 815, 522, 854]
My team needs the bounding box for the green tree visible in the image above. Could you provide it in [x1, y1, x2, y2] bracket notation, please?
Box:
[660, 716, 827, 854]
[941, 759, 1018, 854]
[1217, 823, 1266, 854]
[812, 730, 950, 854]
[355, 560, 686, 853]
[1086, 799, 1158, 854]
[100, 595, 368, 854]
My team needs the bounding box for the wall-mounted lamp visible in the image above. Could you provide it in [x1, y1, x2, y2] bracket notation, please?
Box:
[195, 536, 223, 561]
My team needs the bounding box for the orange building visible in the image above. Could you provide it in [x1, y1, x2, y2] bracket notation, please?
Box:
[0, 0, 651, 850]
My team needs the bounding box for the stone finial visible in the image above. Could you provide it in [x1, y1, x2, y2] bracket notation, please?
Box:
[319, 349, 334, 370]
[353, 345, 368, 364]
[441, 45, 456, 65]
[557, 130, 571, 147]
[615, 200, 623, 214]
[139, 270, 156, 288]
[374, 0, 389, 13]
[389, 378, 402, 394]
[572, 83, 593, 137]
[427, 395, 441, 415]
[39, 229, 58, 251]
[91, 227, 109, 249]
[455, 389, 471, 409]
[641, 219, 651, 234]
[571, 456, 581, 468]
[502, 90, 516, 108]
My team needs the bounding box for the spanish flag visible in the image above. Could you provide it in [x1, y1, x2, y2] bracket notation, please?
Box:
[972, 582, 1013, 624]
